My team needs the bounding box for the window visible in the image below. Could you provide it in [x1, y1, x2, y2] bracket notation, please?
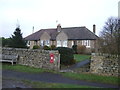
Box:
[57, 40, 68, 47]
[74, 41, 77, 45]
[45, 40, 50, 46]
[82, 40, 90, 47]
[71, 41, 74, 46]
[27, 41, 30, 46]
[57, 40, 61, 47]
[63, 41, 67, 47]
[40, 40, 50, 46]
[41, 40, 43, 46]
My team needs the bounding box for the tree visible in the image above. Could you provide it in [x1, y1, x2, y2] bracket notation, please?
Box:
[10, 27, 27, 48]
[99, 17, 120, 54]
[0, 37, 11, 47]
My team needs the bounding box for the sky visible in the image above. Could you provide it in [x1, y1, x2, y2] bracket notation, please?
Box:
[0, 0, 119, 38]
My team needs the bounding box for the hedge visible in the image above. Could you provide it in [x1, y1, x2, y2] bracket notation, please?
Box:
[56, 47, 75, 65]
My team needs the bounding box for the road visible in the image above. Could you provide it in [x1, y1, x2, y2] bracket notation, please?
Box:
[2, 70, 119, 88]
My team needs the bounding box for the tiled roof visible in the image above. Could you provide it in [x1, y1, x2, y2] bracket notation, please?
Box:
[24, 26, 98, 40]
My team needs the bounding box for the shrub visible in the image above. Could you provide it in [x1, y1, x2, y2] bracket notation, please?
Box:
[51, 45, 56, 50]
[33, 45, 40, 49]
[72, 45, 77, 54]
[77, 45, 86, 54]
[70, 59, 76, 64]
[91, 48, 95, 53]
[43, 45, 51, 50]
[56, 47, 75, 65]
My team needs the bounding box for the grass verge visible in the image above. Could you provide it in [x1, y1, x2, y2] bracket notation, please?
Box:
[2, 64, 56, 73]
[74, 54, 91, 62]
[61, 72, 119, 85]
[3, 77, 98, 88]
[22, 80, 98, 88]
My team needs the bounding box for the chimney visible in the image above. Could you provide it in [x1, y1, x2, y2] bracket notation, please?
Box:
[93, 24, 96, 34]
[57, 24, 61, 32]
[32, 26, 34, 33]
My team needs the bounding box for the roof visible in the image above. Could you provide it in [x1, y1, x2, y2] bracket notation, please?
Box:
[24, 26, 98, 41]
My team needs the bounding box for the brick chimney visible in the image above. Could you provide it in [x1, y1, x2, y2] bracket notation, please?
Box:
[93, 24, 96, 34]
[57, 24, 62, 32]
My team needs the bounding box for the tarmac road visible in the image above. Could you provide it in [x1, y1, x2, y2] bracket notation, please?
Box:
[65, 59, 91, 70]
[2, 70, 119, 88]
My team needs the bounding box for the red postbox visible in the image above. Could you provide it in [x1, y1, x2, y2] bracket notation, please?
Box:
[50, 53, 54, 63]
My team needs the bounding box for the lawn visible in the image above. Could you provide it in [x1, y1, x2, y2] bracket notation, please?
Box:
[74, 54, 91, 62]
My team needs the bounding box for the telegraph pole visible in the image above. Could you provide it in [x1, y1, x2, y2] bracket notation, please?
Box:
[117, 2, 120, 71]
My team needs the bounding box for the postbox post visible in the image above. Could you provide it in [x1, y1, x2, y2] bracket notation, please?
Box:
[50, 53, 54, 63]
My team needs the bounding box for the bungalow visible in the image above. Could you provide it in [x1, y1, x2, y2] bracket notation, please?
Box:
[25, 24, 98, 51]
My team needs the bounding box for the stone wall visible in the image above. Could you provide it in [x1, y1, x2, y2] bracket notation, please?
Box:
[2, 48, 60, 71]
[90, 53, 119, 76]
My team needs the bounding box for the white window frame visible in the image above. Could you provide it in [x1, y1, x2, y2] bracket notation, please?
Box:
[41, 40, 44, 46]
[41, 40, 50, 46]
[57, 40, 61, 47]
[63, 40, 67, 47]
[27, 41, 30, 46]
[82, 40, 90, 48]
[45, 40, 50, 46]
[71, 41, 74, 46]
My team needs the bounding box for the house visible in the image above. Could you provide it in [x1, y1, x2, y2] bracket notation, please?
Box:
[25, 24, 98, 52]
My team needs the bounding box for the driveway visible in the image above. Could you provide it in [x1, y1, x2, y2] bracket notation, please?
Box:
[60, 59, 90, 72]
[2, 70, 119, 88]
[66, 59, 90, 70]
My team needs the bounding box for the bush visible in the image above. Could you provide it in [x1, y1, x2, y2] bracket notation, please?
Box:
[51, 45, 56, 50]
[33, 45, 40, 49]
[70, 59, 76, 64]
[72, 45, 77, 54]
[43, 45, 51, 50]
[91, 48, 95, 53]
[77, 45, 86, 54]
[55, 47, 75, 65]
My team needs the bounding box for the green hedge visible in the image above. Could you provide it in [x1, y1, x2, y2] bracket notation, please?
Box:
[43, 45, 51, 50]
[51, 45, 56, 50]
[33, 45, 40, 49]
[56, 47, 75, 65]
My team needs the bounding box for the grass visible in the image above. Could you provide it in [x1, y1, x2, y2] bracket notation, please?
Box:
[22, 80, 98, 88]
[2, 63, 56, 73]
[3, 77, 98, 88]
[74, 54, 91, 62]
[61, 72, 119, 85]
[2, 64, 119, 85]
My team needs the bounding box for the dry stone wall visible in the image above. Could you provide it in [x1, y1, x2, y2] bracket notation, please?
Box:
[2, 48, 60, 71]
[90, 53, 119, 76]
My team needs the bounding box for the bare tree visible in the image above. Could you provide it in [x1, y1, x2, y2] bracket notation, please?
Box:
[99, 17, 119, 55]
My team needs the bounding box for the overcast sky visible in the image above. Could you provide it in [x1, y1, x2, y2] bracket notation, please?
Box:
[0, 0, 119, 38]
